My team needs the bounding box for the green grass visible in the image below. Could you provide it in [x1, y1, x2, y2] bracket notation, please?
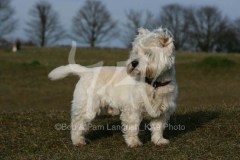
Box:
[196, 56, 236, 68]
[0, 47, 240, 159]
[21, 60, 42, 67]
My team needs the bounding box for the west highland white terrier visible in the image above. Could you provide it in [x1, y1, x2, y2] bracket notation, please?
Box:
[48, 27, 178, 147]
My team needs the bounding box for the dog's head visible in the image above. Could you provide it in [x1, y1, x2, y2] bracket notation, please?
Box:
[127, 27, 175, 80]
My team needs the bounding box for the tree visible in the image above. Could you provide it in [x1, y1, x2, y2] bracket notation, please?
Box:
[72, 0, 117, 48]
[123, 9, 155, 48]
[158, 4, 191, 50]
[222, 18, 240, 52]
[25, 1, 65, 47]
[233, 18, 240, 38]
[188, 6, 227, 52]
[213, 18, 239, 52]
[0, 0, 16, 38]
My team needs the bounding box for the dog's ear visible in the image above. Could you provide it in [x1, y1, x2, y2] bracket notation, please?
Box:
[138, 28, 150, 35]
[159, 36, 172, 47]
[157, 28, 173, 47]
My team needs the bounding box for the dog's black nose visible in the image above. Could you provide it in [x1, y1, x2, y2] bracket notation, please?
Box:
[131, 60, 139, 68]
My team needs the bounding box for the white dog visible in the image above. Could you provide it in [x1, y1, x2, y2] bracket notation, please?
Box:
[48, 27, 178, 147]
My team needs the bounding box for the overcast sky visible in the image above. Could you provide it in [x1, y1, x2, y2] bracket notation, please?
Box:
[10, 0, 240, 47]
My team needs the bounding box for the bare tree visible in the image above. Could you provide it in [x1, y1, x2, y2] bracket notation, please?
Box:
[233, 19, 240, 42]
[123, 9, 155, 48]
[234, 19, 240, 52]
[220, 18, 240, 52]
[0, 0, 16, 38]
[158, 4, 191, 50]
[188, 6, 227, 52]
[25, 1, 65, 47]
[72, 0, 117, 48]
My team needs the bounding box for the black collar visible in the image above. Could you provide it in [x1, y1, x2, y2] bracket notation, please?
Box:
[145, 77, 171, 89]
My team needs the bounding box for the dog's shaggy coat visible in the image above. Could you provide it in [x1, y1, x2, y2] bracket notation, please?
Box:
[48, 27, 178, 147]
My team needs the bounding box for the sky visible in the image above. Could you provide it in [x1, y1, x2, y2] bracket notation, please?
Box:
[9, 0, 240, 47]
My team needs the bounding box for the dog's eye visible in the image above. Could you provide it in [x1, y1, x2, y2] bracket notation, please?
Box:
[145, 51, 152, 57]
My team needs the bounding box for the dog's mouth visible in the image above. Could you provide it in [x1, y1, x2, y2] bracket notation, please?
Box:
[127, 64, 141, 76]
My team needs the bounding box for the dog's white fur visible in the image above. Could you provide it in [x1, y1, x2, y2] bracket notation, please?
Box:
[48, 27, 178, 147]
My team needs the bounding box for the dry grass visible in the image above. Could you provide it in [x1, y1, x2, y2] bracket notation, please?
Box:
[0, 47, 240, 159]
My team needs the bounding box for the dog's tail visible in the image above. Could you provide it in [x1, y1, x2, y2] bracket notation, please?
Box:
[48, 64, 88, 80]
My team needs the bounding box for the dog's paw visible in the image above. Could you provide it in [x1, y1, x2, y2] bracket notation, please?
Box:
[153, 138, 169, 145]
[72, 138, 87, 146]
[127, 138, 143, 148]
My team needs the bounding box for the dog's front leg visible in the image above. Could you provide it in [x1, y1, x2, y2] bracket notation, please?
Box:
[120, 111, 142, 147]
[150, 113, 170, 145]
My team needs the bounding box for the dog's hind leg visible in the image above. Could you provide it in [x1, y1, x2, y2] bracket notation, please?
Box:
[71, 103, 99, 146]
[120, 110, 142, 147]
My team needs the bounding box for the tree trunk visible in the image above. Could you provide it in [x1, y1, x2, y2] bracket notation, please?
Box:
[90, 41, 95, 48]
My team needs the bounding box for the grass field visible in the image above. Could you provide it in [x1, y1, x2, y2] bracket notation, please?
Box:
[0, 47, 240, 159]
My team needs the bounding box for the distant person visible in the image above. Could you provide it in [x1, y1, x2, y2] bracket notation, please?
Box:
[12, 40, 21, 52]
[16, 39, 21, 51]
